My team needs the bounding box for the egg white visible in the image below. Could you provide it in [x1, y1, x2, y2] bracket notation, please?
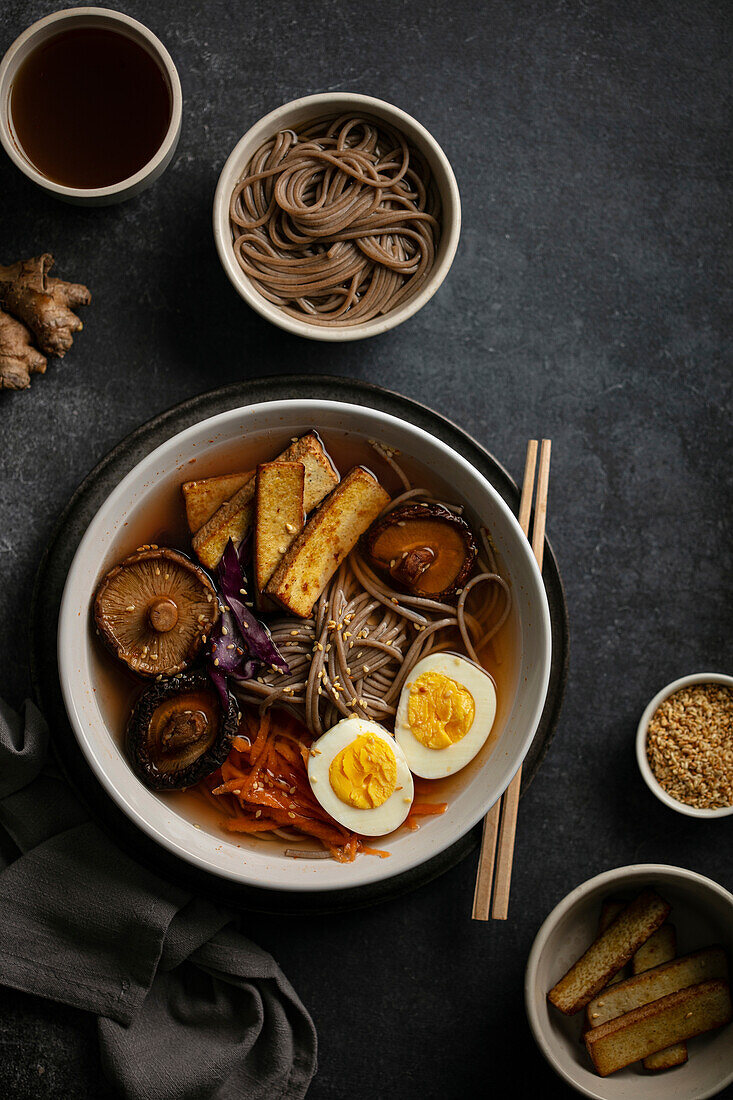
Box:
[307, 717, 414, 835]
[394, 652, 497, 779]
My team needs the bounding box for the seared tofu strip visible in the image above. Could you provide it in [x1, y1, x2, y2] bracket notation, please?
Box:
[255, 461, 305, 608]
[584, 979, 732, 1076]
[182, 471, 251, 534]
[192, 432, 339, 570]
[266, 466, 390, 618]
[586, 946, 728, 1027]
[597, 901, 629, 986]
[548, 889, 671, 1015]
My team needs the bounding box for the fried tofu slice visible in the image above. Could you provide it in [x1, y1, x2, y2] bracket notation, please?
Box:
[266, 466, 390, 618]
[192, 432, 339, 570]
[631, 924, 687, 1071]
[598, 901, 629, 986]
[586, 946, 728, 1027]
[182, 472, 252, 534]
[584, 979, 732, 1076]
[548, 889, 671, 1015]
[255, 461, 305, 607]
[633, 924, 677, 975]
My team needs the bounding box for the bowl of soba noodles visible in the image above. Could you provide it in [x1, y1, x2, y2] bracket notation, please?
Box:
[58, 399, 551, 891]
[212, 92, 461, 341]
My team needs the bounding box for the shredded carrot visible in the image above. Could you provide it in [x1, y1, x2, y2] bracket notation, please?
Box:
[193, 707, 449, 862]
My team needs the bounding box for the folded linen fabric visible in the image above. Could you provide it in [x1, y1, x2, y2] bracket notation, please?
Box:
[0, 698, 317, 1100]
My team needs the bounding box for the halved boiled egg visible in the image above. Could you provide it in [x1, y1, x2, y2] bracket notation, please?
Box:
[307, 717, 414, 836]
[394, 653, 496, 779]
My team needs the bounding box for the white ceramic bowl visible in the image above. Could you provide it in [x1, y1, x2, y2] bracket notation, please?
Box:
[58, 399, 551, 892]
[0, 7, 182, 205]
[636, 673, 733, 819]
[526, 864, 733, 1099]
[213, 92, 461, 341]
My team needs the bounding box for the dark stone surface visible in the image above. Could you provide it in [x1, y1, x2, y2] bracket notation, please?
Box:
[0, 1, 730, 1097]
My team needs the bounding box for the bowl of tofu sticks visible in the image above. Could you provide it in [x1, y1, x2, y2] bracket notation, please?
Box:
[525, 864, 733, 1099]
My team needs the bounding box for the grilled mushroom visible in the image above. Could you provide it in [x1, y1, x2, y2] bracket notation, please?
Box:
[94, 547, 219, 677]
[127, 671, 237, 790]
[363, 503, 477, 601]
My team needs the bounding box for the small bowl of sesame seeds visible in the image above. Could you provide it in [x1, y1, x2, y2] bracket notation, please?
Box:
[636, 673, 733, 819]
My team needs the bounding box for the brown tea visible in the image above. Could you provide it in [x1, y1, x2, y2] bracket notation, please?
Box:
[10, 27, 172, 189]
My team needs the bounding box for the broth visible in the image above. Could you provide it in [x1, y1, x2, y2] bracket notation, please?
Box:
[11, 28, 171, 188]
[90, 428, 521, 857]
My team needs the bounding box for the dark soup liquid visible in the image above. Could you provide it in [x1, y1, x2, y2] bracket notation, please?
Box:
[10, 27, 172, 188]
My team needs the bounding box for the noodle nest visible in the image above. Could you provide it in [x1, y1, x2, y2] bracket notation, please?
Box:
[229, 114, 441, 326]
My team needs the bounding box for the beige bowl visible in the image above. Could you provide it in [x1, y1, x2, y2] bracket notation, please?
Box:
[636, 672, 733, 819]
[212, 92, 461, 341]
[525, 864, 733, 1099]
[0, 7, 182, 205]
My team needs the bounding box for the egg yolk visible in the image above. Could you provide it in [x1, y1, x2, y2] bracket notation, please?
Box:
[407, 671, 475, 750]
[328, 734, 397, 809]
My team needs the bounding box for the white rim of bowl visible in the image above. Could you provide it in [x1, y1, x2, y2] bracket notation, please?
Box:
[57, 398, 552, 891]
[212, 92, 461, 341]
[525, 863, 733, 1100]
[635, 672, 733, 819]
[0, 7, 182, 199]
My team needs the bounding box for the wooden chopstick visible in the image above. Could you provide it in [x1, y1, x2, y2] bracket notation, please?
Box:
[471, 441, 537, 920]
[471, 438, 551, 921]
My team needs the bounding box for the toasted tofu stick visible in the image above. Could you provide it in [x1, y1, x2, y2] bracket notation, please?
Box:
[266, 466, 390, 618]
[631, 925, 687, 1071]
[586, 946, 728, 1027]
[548, 889, 671, 1015]
[255, 462, 305, 607]
[633, 924, 677, 975]
[598, 901, 629, 985]
[182, 471, 252, 534]
[192, 432, 339, 570]
[585, 979, 732, 1076]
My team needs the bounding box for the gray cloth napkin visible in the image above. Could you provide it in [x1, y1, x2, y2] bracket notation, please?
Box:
[0, 697, 317, 1100]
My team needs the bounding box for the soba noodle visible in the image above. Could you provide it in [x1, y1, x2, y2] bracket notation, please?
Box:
[229, 115, 441, 326]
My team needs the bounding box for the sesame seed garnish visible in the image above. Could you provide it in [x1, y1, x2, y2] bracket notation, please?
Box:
[125, 605, 135, 612]
[255, 809, 262, 818]
[222, 626, 228, 635]
[290, 630, 299, 636]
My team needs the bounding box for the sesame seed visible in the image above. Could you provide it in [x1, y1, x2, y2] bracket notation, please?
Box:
[255, 809, 262, 818]
[222, 626, 228, 635]
[288, 812, 296, 819]
[125, 605, 135, 612]
[227, 644, 235, 651]
[290, 630, 299, 636]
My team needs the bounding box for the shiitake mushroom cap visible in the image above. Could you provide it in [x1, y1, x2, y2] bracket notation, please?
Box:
[362, 502, 477, 600]
[94, 547, 219, 677]
[126, 670, 237, 791]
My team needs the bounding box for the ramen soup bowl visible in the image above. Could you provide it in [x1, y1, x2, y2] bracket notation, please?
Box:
[58, 400, 551, 891]
[213, 92, 461, 341]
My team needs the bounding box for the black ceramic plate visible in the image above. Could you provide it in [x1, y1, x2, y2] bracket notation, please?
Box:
[31, 376, 569, 915]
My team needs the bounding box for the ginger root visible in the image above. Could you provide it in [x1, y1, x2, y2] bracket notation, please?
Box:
[0, 254, 90, 390]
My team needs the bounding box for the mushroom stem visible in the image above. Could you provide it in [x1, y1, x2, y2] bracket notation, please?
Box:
[148, 597, 179, 633]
